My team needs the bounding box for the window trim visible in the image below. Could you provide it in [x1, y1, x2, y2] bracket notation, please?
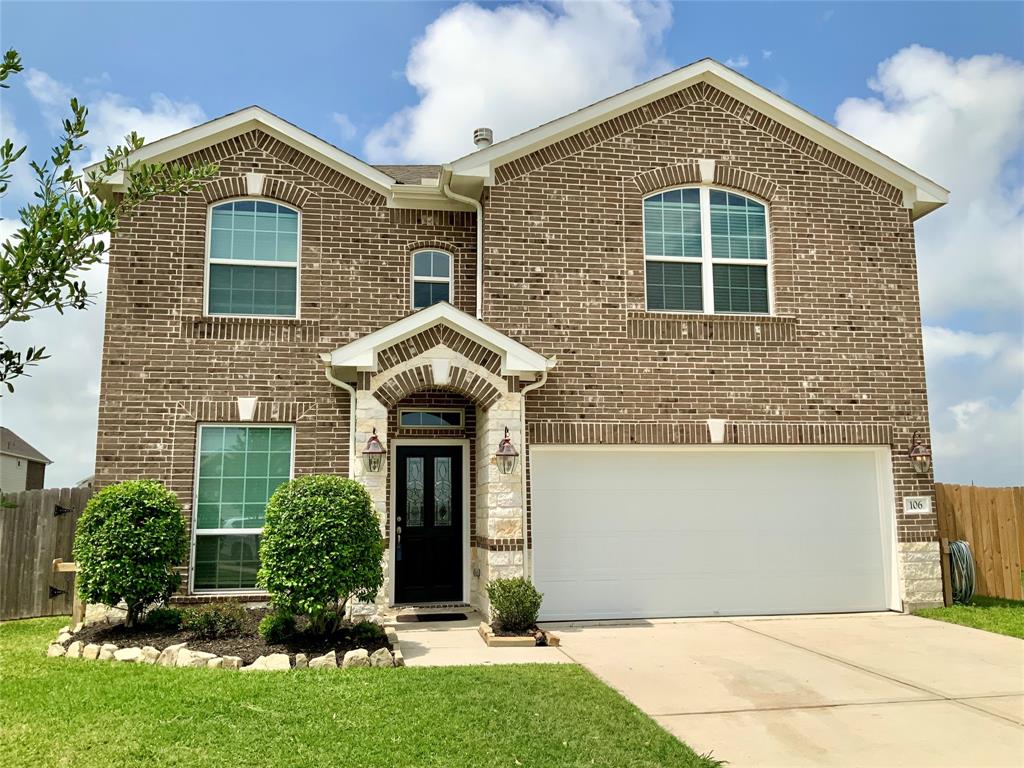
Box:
[398, 408, 464, 429]
[410, 248, 454, 310]
[189, 422, 295, 595]
[204, 198, 302, 320]
[642, 185, 774, 316]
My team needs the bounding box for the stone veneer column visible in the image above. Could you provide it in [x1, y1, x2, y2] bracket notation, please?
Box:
[898, 542, 943, 610]
[351, 389, 389, 618]
[473, 392, 524, 618]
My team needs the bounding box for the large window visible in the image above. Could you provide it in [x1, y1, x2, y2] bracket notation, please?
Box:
[207, 200, 299, 317]
[193, 425, 293, 591]
[644, 187, 770, 314]
[411, 249, 452, 309]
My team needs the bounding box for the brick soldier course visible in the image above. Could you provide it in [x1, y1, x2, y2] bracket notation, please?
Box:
[90, 59, 947, 617]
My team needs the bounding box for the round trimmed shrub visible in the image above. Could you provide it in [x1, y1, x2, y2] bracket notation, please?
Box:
[257, 475, 383, 635]
[486, 577, 543, 633]
[72, 480, 187, 626]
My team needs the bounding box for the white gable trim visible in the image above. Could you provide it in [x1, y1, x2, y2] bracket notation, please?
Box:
[320, 302, 555, 378]
[447, 59, 948, 220]
[84, 106, 396, 198]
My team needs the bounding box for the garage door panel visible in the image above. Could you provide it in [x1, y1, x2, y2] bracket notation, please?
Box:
[532, 448, 892, 621]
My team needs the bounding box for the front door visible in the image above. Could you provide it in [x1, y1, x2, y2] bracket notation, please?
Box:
[395, 445, 463, 603]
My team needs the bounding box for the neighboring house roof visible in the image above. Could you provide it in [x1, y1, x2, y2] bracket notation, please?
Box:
[85, 59, 948, 219]
[0, 427, 52, 464]
[321, 301, 555, 378]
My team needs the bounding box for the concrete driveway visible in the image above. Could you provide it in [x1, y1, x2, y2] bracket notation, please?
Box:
[549, 613, 1024, 767]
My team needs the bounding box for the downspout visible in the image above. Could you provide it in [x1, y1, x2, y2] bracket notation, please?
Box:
[321, 361, 357, 479]
[440, 168, 483, 320]
[519, 364, 553, 581]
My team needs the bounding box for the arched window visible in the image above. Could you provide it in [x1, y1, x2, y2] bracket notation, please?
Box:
[644, 187, 770, 314]
[206, 199, 299, 317]
[411, 249, 453, 309]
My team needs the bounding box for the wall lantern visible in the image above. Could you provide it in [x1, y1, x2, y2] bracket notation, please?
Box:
[495, 426, 519, 475]
[908, 431, 932, 476]
[362, 428, 386, 473]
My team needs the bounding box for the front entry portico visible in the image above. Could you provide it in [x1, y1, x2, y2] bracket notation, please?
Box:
[320, 302, 556, 618]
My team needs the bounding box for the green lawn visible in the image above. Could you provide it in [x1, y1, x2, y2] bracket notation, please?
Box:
[1, 617, 720, 768]
[914, 595, 1024, 639]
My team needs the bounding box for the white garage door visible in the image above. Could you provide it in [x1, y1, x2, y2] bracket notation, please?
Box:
[531, 447, 896, 621]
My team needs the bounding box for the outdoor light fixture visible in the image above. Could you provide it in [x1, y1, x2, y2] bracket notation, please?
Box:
[362, 428, 386, 473]
[495, 426, 519, 475]
[908, 431, 932, 475]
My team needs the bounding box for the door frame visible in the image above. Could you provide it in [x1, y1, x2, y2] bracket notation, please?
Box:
[389, 438, 471, 606]
[529, 444, 900, 614]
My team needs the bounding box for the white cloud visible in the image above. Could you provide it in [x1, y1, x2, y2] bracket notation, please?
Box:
[0, 105, 35, 203]
[25, 68, 205, 165]
[762, 50, 773, 61]
[931, 391, 1023, 485]
[724, 55, 750, 70]
[363, 0, 672, 163]
[331, 112, 357, 141]
[835, 46, 1024, 319]
[923, 326, 1023, 372]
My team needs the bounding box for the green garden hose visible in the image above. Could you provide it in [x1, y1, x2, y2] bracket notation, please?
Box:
[949, 540, 976, 604]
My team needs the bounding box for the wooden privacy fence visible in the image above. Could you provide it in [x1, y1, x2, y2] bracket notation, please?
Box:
[935, 483, 1024, 601]
[0, 487, 93, 620]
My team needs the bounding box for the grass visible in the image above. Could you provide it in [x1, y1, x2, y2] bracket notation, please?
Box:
[1, 617, 720, 768]
[914, 595, 1024, 639]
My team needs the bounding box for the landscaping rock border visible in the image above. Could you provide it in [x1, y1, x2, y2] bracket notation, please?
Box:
[45, 622, 406, 672]
[477, 622, 560, 648]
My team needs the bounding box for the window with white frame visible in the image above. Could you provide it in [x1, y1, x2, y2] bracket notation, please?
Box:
[399, 409, 463, 428]
[193, 425, 293, 591]
[207, 200, 299, 317]
[644, 187, 770, 314]
[411, 249, 452, 309]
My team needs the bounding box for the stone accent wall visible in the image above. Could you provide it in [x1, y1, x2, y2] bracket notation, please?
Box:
[898, 541, 943, 610]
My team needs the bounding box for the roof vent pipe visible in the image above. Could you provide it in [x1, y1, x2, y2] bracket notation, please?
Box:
[473, 127, 493, 148]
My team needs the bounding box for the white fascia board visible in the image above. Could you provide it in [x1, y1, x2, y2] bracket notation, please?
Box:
[326, 302, 554, 376]
[84, 106, 396, 197]
[448, 59, 949, 220]
[389, 183, 475, 212]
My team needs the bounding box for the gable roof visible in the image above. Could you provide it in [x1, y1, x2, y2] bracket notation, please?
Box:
[0, 427, 52, 464]
[447, 58, 948, 219]
[85, 59, 947, 219]
[320, 302, 555, 378]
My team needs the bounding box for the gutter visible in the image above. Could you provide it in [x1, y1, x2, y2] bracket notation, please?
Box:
[518, 363, 553, 581]
[439, 168, 484, 320]
[320, 358, 357, 479]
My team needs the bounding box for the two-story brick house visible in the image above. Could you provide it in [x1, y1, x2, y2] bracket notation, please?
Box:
[88, 59, 948, 620]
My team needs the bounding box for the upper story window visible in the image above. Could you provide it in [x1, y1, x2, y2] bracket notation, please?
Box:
[644, 187, 770, 314]
[411, 249, 452, 309]
[207, 200, 299, 317]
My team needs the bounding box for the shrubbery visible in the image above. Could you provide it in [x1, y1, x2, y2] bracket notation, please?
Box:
[487, 577, 543, 633]
[180, 602, 247, 639]
[258, 610, 296, 643]
[144, 607, 183, 632]
[72, 480, 187, 626]
[257, 475, 383, 635]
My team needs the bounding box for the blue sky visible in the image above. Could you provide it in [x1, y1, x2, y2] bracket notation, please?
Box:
[1, 1, 1022, 486]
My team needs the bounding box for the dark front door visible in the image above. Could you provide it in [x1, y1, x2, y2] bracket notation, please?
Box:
[395, 445, 463, 603]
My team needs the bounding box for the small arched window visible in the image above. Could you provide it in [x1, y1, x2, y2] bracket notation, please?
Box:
[411, 249, 452, 309]
[206, 199, 299, 317]
[644, 187, 770, 314]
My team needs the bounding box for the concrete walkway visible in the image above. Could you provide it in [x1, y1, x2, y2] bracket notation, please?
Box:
[392, 615, 569, 666]
[548, 612, 1024, 767]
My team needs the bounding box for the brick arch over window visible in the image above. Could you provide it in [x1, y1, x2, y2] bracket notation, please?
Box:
[405, 239, 464, 259]
[713, 163, 778, 202]
[201, 174, 313, 208]
[632, 163, 701, 195]
[371, 358, 506, 410]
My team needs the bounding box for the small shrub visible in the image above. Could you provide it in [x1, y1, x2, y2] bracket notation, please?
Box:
[350, 620, 385, 646]
[258, 610, 296, 644]
[72, 480, 188, 626]
[144, 607, 183, 632]
[487, 577, 543, 633]
[257, 475, 384, 635]
[180, 602, 247, 639]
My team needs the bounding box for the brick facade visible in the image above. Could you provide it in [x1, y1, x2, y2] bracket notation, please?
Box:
[95, 77, 938, 610]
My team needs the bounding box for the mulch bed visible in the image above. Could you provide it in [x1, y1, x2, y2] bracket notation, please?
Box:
[67, 607, 390, 664]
